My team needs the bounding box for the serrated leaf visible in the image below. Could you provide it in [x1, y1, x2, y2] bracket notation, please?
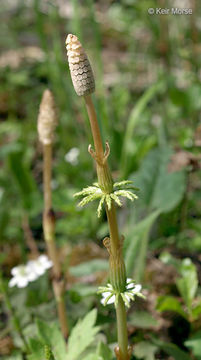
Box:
[66, 309, 100, 360]
[36, 320, 67, 360]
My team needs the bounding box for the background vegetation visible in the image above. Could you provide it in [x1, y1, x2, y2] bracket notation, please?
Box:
[1, 0, 201, 359]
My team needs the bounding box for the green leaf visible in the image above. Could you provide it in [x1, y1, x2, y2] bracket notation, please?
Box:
[176, 258, 198, 310]
[69, 259, 108, 277]
[129, 311, 158, 329]
[66, 309, 100, 360]
[27, 345, 44, 360]
[152, 338, 191, 360]
[8, 150, 36, 210]
[96, 341, 113, 360]
[121, 81, 165, 177]
[133, 341, 157, 360]
[82, 355, 100, 360]
[36, 320, 67, 360]
[4, 353, 23, 360]
[132, 147, 186, 212]
[185, 331, 201, 360]
[125, 210, 160, 281]
[192, 302, 201, 320]
[156, 296, 187, 319]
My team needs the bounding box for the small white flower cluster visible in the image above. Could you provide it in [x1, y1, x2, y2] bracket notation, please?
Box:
[9, 255, 52, 288]
[64, 147, 80, 166]
[99, 278, 144, 308]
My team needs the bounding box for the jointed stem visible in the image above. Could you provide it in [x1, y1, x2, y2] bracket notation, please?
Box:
[116, 297, 129, 360]
[84, 95, 130, 360]
[43, 144, 52, 212]
[43, 143, 68, 340]
[84, 95, 104, 160]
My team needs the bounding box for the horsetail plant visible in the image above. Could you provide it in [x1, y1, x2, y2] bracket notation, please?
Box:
[37, 89, 68, 340]
[66, 34, 144, 360]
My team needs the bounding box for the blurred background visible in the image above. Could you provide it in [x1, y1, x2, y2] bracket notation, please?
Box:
[1, 0, 201, 358]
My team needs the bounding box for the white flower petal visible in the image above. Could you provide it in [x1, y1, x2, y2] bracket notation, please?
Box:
[124, 294, 131, 303]
[102, 291, 111, 300]
[9, 277, 18, 287]
[126, 278, 132, 283]
[132, 284, 142, 294]
[27, 271, 39, 282]
[127, 282, 135, 289]
[107, 295, 115, 304]
[11, 267, 20, 276]
[17, 277, 29, 288]
[38, 255, 49, 264]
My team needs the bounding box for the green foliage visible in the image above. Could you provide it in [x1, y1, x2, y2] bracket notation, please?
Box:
[129, 311, 158, 329]
[185, 331, 201, 360]
[8, 150, 37, 210]
[35, 320, 66, 360]
[132, 147, 186, 213]
[121, 81, 165, 177]
[28, 310, 100, 360]
[125, 210, 160, 280]
[176, 258, 198, 312]
[69, 259, 108, 277]
[133, 341, 157, 360]
[157, 296, 187, 320]
[96, 341, 113, 360]
[152, 338, 191, 360]
[159, 256, 200, 321]
[66, 309, 100, 360]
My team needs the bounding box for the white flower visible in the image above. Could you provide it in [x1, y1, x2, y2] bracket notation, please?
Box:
[9, 255, 53, 289]
[98, 278, 144, 308]
[27, 255, 52, 276]
[9, 265, 38, 288]
[64, 147, 80, 165]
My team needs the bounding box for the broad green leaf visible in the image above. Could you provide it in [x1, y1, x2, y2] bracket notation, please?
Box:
[152, 338, 191, 360]
[132, 147, 186, 212]
[185, 331, 201, 360]
[69, 259, 108, 277]
[36, 320, 67, 360]
[28, 338, 44, 354]
[129, 311, 158, 329]
[176, 258, 198, 310]
[67, 309, 100, 360]
[156, 296, 187, 319]
[133, 341, 157, 360]
[96, 341, 113, 360]
[125, 210, 160, 281]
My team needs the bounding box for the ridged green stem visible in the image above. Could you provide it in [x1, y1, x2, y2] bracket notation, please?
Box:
[84, 95, 130, 360]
